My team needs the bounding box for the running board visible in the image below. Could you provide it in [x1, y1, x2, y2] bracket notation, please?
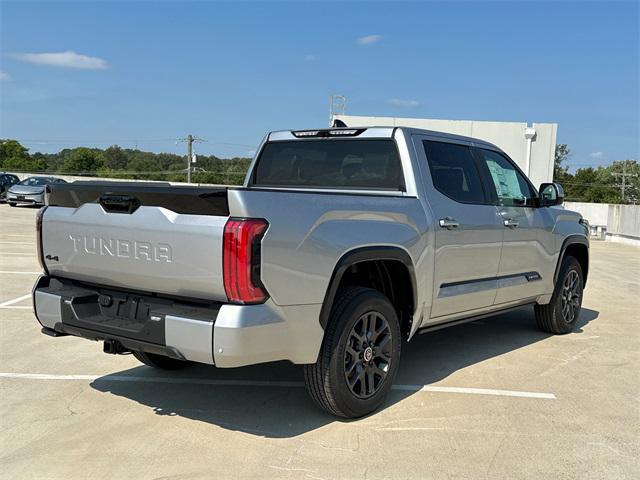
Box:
[416, 302, 536, 335]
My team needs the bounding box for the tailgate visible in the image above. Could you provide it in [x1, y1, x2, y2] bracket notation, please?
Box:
[42, 182, 229, 302]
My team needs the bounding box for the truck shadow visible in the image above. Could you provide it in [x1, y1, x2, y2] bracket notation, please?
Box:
[90, 306, 598, 438]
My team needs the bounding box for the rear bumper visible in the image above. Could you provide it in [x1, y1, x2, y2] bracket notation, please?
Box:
[33, 276, 324, 367]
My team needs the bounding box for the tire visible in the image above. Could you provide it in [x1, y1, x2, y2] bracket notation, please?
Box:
[8, 202, 16, 207]
[304, 287, 402, 418]
[535, 256, 584, 334]
[132, 351, 192, 370]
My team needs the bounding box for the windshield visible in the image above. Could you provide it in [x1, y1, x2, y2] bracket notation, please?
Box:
[251, 139, 404, 191]
[19, 177, 53, 186]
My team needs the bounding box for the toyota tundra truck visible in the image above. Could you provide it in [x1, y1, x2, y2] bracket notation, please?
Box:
[32, 127, 589, 418]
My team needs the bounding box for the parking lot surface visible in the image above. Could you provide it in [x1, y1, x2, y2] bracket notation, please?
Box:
[1, 203, 638, 479]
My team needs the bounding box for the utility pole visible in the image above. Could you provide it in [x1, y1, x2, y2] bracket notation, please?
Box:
[179, 134, 204, 183]
[186, 134, 193, 184]
[612, 163, 637, 201]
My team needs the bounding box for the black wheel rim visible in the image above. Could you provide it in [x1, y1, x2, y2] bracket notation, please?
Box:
[343, 311, 393, 399]
[561, 270, 581, 323]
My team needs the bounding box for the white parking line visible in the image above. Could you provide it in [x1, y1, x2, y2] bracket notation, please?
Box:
[0, 294, 32, 307]
[1, 253, 35, 256]
[0, 271, 40, 275]
[0, 372, 556, 399]
[393, 384, 556, 399]
[0, 241, 35, 245]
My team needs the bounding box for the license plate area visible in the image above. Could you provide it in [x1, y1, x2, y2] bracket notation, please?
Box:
[38, 276, 221, 346]
[62, 288, 168, 344]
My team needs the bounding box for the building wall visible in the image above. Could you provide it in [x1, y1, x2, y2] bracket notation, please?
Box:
[333, 114, 557, 187]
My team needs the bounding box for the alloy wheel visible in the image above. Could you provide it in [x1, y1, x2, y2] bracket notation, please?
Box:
[343, 311, 393, 399]
[561, 270, 581, 323]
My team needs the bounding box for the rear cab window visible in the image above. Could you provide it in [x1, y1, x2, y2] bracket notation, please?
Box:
[250, 139, 405, 191]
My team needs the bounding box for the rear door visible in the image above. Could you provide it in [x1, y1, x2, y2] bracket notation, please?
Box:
[414, 137, 504, 319]
[473, 147, 555, 304]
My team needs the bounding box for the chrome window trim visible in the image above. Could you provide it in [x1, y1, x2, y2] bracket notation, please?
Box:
[242, 186, 412, 197]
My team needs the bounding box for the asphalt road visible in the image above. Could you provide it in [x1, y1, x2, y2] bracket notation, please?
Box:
[1, 203, 638, 479]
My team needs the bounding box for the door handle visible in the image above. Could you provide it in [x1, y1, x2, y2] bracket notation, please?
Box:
[99, 194, 141, 214]
[503, 218, 519, 228]
[439, 217, 460, 230]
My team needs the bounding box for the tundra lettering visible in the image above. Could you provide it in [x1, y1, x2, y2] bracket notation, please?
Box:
[69, 234, 173, 262]
[34, 127, 588, 418]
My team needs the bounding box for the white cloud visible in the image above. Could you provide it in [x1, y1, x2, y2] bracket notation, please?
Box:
[589, 151, 605, 159]
[303, 54, 317, 62]
[0, 71, 9, 81]
[386, 98, 419, 108]
[13, 50, 108, 70]
[356, 35, 383, 46]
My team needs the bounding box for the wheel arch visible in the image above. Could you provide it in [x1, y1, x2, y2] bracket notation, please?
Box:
[319, 246, 417, 338]
[554, 235, 589, 286]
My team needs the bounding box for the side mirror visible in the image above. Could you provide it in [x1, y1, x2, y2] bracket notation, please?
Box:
[539, 182, 564, 207]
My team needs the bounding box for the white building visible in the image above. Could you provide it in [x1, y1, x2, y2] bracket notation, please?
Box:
[332, 114, 557, 188]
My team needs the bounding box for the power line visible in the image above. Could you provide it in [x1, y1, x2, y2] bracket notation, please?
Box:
[16, 138, 257, 148]
[561, 182, 622, 188]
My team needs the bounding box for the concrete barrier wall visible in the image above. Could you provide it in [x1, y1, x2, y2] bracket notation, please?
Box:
[608, 204, 640, 239]
[565, 201, 640, 245]
[564, 202, 610, 226]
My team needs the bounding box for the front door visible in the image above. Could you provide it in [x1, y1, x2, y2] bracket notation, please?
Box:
[415, 137, 504, 319]
[473, 147, 555, 304]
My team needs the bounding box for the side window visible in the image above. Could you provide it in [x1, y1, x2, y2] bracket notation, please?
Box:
[422, 140, 487, 204]
[476, 149, 535, 207]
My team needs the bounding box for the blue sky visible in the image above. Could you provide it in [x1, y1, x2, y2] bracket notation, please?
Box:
[1, 1, 638, 169]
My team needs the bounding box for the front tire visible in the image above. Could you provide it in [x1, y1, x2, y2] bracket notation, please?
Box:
[132, 351, 192, 370]
[304, 287, 402, 418]
[8, 202, 16, 207]
[535, 256, 584, 334]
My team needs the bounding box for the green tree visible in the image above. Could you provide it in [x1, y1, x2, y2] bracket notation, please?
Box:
[564, 167, 622, 203]
[0, 139, 28, 165]
[61, 148, 104, 174]
[0, 139, 47, 171]
[554, 144, 570, 184]
[128, 157, 163, 180]
[103, 145, 129, 170]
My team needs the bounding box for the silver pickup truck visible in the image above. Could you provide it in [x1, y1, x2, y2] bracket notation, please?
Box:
[33, 127, 589, 418]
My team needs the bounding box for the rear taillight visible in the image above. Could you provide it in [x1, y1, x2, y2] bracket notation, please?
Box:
[36, 206, 48, 274]
[223, 218, 269, 304]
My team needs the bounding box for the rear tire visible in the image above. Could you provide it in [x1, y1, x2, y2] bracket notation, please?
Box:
[535, 256, 583, 334]
[8, 202, 16, 207]
[132, 351, 192, 370]
[304, 287, 402, 418]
